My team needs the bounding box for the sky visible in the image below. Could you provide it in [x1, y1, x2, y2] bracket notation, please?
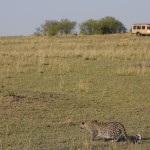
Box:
[0, 0, 150, 36]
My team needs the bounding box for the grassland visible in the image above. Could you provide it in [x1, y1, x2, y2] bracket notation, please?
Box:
[0, 34, 150, 150]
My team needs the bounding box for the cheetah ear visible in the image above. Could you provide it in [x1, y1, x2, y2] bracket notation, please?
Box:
[81, 122, 85, 125]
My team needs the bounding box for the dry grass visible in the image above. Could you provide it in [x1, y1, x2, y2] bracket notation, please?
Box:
[116, 62, 150, 76]
[0, 34, 150, 150]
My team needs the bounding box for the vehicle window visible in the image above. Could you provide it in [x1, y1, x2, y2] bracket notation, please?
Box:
[147, 26, 150, 30]
[137, 26, 141, 29]
[142, 26, 145, 29]
[133, 26, 137, 29]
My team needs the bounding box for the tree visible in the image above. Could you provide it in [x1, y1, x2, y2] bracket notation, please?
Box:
[98, 17, 127, 34]
[34, 19, 76, 36]
[80, 17, 127, 35]
[59, 19, 76, 34]
[80, 19, 100, 35]
[47, 20, 60, 36]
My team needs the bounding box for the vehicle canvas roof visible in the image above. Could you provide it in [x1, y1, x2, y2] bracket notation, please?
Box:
[132, 23, 150, 25]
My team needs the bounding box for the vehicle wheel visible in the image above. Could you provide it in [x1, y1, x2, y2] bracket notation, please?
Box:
[136, 32, 141, 36]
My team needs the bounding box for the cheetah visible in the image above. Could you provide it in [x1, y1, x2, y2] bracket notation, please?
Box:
[80, 120, 141, 143]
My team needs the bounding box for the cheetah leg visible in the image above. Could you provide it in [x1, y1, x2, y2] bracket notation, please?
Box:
[91, 131, 98, 141]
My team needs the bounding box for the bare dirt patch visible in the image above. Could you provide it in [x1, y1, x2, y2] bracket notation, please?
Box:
[0, 91, 71, 124]
[2, 91, 65, 105]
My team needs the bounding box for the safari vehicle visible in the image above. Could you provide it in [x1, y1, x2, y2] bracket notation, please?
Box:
[131, 23, 150, 36]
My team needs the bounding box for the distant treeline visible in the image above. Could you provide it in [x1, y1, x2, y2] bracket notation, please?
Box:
[34, 16, 127, 36]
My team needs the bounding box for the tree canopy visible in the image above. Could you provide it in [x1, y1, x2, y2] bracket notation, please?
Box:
[35, 19, 76, 36]
[80, 17, 127, 35]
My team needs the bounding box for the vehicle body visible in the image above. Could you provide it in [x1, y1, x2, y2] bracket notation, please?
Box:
[131, 23, 150, 36]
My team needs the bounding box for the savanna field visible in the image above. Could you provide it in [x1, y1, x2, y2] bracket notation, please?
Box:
[0, 34, 150, 150]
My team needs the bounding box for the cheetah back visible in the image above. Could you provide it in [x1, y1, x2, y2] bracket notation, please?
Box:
[96, 122, 128, 141]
